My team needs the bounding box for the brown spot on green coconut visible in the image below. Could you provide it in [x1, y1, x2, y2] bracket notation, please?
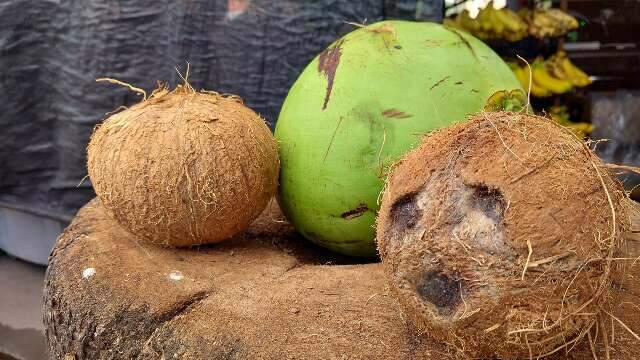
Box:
[445, 28, 478, 59]
[364, 23, 398, 53]
[341, 203, 369, 220]
[424, 39, 444, 47]
[318, 39, 345, 110]
[382, 108, 412, 119]
[430, 76, 450, 91]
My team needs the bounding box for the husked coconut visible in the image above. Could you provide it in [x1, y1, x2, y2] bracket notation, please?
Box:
[88, 84, 279, 247]
[377, 112, 628, 358]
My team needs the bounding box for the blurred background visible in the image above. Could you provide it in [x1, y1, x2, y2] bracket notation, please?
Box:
[1, 0, 638, 358]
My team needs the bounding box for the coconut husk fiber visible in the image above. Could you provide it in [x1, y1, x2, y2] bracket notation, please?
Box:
[44, 197, 640, 359]
[377, 111, 636, 359]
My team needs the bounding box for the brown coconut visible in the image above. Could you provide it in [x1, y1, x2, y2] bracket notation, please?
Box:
[377, 112, 629, 359]
[87, 84, 279, 247]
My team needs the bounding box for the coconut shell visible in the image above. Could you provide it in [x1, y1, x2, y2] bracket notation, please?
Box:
[87, 85, 279, 247]
[377, 112, 629, 358]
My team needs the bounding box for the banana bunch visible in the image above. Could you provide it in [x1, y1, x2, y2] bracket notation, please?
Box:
[546, 51, 592, 87]
[444, 2, 528, 42]
[510, 61, 552, 97]
[519, 8, 579, 39]
[548, 105, 594, 138]
[508, 53, 591, 97]
[531, 58, 573, 94]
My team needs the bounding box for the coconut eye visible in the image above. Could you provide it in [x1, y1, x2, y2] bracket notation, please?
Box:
[470, 185, 505, 222]
[416, 271, 462, 314]
[389, 192, 421, 232]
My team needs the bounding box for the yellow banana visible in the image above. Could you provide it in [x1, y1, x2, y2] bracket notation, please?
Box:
[565, 122, 594, 138]
[477, 6, 494, 32]
[532, 61, 572, 94]
[459, 10, 480, 32]
[494, 8, 527, 33]
[547, 59, 570, 80]
[560, 57, 592, 87]
[532, 10, 555, 28]
[530, 84, 552, 97]
[503, 32, 521, 42]
[545, 9, 579, 30]
[506, 61, 519, 71]
[531, 10, 559, 38]
[513, 67, 528, 88]
[485, 5, 505, 35]
[515, 66, 551, 97]
[517, 8, 531, 18]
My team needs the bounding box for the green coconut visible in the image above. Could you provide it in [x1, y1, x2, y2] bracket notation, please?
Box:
[275, 21, 523, 256]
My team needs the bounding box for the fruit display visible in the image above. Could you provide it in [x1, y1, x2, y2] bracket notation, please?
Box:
[509, 61, 552, 97]
[445, 3, 579, 42]
[531, 57, 573, 94]
[378, 112, 628, 359]
[87, 83, 279, 247]
[547, 51, 593, 87]
[39, 10, 639, 359]
[509, 52, 592, 97]
[444, 3, 528, 42]
[519, 7, 579, 39]
[275, 20, 522, 257]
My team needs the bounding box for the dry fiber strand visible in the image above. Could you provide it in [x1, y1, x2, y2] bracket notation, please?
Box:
[87, 83, 279, 247]
[377, 111, 631, 359]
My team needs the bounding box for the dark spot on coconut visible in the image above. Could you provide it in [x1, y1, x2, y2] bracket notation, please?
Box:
[470, 185, 506, 222]
[382, 108, 412, 119]
[471, 89, 480, 93]
[390, 193, 422, 230]
[394, 45, 402, 49]
[318, 39, 345, 111]
[455, 81, 463, 85]
[417, 271, 461, 312]
[445, 28, 477, 59]
[430, 76, 450, 91]
[341, 204, 369, 220]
